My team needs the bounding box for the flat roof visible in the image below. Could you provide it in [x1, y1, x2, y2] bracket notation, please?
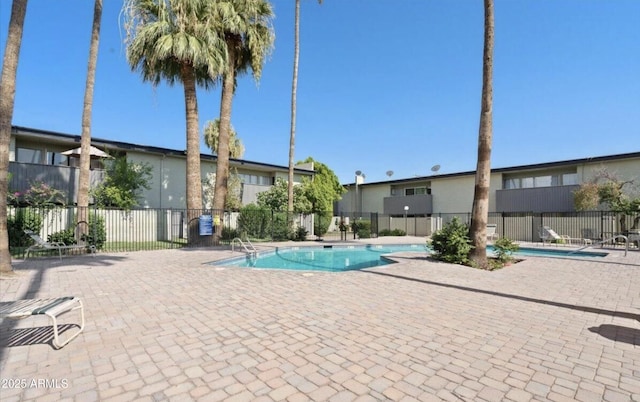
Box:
[12, 125, 315, 174]
[346, 151, 640, 187]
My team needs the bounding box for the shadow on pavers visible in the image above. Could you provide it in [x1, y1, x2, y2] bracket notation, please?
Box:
[0, 324, 79, 348]
[588, 324, 640, 346]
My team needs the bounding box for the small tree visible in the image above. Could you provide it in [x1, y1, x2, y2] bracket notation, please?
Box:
[574, 169, 640, 231]
[257, 178, 312, 213]
[299, 158, 345, 237]
[91, 156, 152, 209]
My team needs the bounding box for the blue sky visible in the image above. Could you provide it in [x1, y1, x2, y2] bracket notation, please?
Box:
[1, 0, 638, 184]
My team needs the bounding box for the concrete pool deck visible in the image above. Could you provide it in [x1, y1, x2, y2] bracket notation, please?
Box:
[1, 237, 638, 401]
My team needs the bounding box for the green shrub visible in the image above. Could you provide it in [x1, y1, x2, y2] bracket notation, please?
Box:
[81, 214, 106, 250]
[220, 227, 240, 242]
[429, 217, 473, 265]
[493, 237, 519, 263]
[8, 208, 43, 248]
[48, 228, 77, 245]
[293, 226, 308, 241]
[313, 212, 331, 237]
[270, 213, 292, 241]
[238, 204, 271, 239]
[351, 220, 371, 239]
[379, 229, 406, 236]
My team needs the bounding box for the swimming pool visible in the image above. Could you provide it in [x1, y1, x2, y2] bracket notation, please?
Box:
[213, 244, 608, 272]
[215, 244, 428, 272]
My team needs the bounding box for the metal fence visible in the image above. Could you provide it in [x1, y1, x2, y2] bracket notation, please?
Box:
[7, 206, 327, 259]
[371, 211, 639, 243]
[8, 206, 638, 258]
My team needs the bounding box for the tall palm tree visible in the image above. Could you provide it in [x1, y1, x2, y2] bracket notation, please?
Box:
[0, 0, 28, 273]
[123, 0, 225, 240]
[468, 0, 495, 269]
[203, 118, 244, 159]
[209, 0, 274, 238]
[77, 0, 103, 240]
[287, 0, 322, 213]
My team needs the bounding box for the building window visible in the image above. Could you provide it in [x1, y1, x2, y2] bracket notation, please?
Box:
[17, 147, 42, 164]
[503, 171, 578, 189]
[534, 175, 552, 187]
[46, 151, 68, 166]
[239, 173, 271, 186]
[504, 178, 519, 189]
[404, 187, 429, 196]
[562, 173, 578, 185]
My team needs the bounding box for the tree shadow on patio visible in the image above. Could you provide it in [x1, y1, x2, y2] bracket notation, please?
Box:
[588, 324, 640, 346]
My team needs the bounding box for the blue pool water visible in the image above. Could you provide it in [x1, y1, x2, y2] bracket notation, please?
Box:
[214, 244, 608, 272]
[215, 244, 428, 272]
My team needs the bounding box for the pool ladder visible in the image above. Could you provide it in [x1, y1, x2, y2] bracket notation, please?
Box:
[569, 234, 629, 257]
[232, 238, 258, 258]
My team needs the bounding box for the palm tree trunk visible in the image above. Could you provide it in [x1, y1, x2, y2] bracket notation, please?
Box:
[287, 0, 301, 214]
[78, 0, 102, 241]
[469, 0, 494, 269]
[0, 0, 28, 273]
[182, 64, 202, 243]
[212, 46, 236, 242]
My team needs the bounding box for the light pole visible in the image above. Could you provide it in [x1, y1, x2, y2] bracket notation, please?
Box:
[404, 206, 409, 235]
[355, 170, 364, 217]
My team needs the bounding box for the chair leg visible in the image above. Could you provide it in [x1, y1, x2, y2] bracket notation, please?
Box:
[45, 299, 85, 349]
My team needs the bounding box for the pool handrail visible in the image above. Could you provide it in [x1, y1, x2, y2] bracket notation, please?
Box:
[232, 237, 257, 257]
[569, 234, 628, 257]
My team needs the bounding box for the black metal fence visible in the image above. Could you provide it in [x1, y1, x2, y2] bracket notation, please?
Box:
[7, 206, 330, 259]
[8, 206, 638, 258]
[354, 210, 639, 243]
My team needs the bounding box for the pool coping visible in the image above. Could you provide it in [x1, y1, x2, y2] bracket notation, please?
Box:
[210, 242, 610, 270]
[210, 243, 429, 270]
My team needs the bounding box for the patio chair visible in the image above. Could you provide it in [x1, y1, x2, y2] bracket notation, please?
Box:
[539, 226, 573, 246]
[0, 297, 85, 348]
[581, 228, 598, 245]
[24, 230, 96, 260]
[486, 224, 499, 241]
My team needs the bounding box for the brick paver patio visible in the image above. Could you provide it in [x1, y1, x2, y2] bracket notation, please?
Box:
[1, 237, 638, 401]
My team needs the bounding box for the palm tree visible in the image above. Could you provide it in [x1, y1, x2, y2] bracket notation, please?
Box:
[203, 117, 244, 211]
[287, 0, 322, 213]
[209, 0, 274, 238]
[468, 0, 495, 269]
[0, 0, 28, 273]
[77, 0, 103, 241]
[203, 118, 244, 159]
[123, 0, 225, 241]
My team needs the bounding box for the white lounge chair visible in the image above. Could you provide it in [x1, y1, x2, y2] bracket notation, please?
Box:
[0, 297, 85, 348]
[487, 224, 499, 241]
[24, 230, 96, 259]
[539, 226, 572, 246]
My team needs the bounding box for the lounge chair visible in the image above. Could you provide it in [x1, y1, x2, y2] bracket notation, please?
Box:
[486, 224, 499, 241]
[24, 230, 96, 259]
[0, 297, 85, 348]
[539, 226, 578, 246]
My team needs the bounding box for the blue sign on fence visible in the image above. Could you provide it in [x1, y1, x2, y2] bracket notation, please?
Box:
[199, 215, 213, 236]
